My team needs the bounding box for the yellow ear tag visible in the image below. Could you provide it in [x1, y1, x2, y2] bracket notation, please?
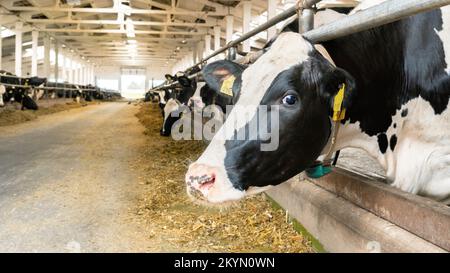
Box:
[332, 83, 346, 122]
[220, 75, 235, 97]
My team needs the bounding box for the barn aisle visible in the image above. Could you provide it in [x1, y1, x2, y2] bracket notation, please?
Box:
[0, 102, 312, 253]
[0, 103, 154, 252]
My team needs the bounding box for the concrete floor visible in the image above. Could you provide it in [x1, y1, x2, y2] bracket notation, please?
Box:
[0, 103, 151, 252]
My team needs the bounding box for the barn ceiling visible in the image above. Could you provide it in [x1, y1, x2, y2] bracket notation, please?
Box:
[0, 0, 272, 68]
[0, 0, 361, 68]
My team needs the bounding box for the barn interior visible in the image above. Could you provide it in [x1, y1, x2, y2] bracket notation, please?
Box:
[0, 0, 449, 254]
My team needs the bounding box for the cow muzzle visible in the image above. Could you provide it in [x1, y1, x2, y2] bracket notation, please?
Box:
[185, 163, 245, 204]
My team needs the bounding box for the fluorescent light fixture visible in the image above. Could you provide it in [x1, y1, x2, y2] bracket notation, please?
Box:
[128, 39, 137, 44]
[22, 41, 33, 46]
[125, 17, 135, 38]
[66, 0, 81, 5]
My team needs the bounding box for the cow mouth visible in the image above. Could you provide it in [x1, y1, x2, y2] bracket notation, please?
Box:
[185, 162, 247, 204]
[188, 174, 215, 191]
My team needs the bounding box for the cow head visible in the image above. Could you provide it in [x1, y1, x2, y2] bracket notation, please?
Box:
[160, 76, 197, 137]
[185, 32, 355, 204]
[28, 76, 47, 87]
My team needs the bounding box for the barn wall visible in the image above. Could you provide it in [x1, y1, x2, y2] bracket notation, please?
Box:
[95, 65, 167, 80]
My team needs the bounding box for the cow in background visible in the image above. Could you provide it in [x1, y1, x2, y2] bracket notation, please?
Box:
[0, 72, 41, 110]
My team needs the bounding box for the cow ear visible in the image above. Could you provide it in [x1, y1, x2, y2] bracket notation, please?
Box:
[178, 76, 191, 87]
[203, 60, 245, 98]
[165, 74, 174, 81]
[320, 67, 355, 111]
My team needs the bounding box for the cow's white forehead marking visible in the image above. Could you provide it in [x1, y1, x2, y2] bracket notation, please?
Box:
[163, 98, 179, 123]
[197, 32, 313, 165]
[231, 32, 313, 133]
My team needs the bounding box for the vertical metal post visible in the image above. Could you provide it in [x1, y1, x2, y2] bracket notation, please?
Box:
[227, 47, 237, 61]
[299, 8, 315, 33]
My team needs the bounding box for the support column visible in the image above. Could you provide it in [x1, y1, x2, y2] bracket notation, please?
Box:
[89, 65, 93, 85]
[267, 0, 277, 40]
[242, 1, 252, 53]
[0, 25, 2, 71]
[193, 43, 198, 64]
[54, 41, 59, 82]
[145, 69, 149, 91]
[197, 41, 204, 63]
[80, 65, 84, 85]
[43, 36, 51, 78]
[15, 22, 23, 77]
[77, 65, 82, 85]
[82, 65, 86, 85]
[92, 65, 95, 85]
[67, 56, 73, 83]
[204, 34, 211, 58]
[214, 25, 221, 51]
[214, 26, 221, 60]
[31, 30, 39, 77]
[118, 73, 122, 92]
[226, 15, 234, 44]
[74, 62, 79, 84]
[61, 47, 66, 82]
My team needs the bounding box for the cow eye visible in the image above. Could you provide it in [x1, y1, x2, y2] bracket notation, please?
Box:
[282, 94, 298, 106]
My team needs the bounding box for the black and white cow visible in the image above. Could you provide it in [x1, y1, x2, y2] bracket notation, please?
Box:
[28, 77, 48, 101]
[185, 4, 450, 204]
[71, 85, 83, 103]
[160, 63, 248, 137]
[159, 75, 197, 136]
[0, 72, 44, 110]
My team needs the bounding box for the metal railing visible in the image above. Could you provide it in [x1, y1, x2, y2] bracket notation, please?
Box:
[149, 0, 450, 92]
[0, 74, 121, 105]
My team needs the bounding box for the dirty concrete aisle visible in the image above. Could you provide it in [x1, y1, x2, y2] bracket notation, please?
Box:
[0, 103, 152, 252]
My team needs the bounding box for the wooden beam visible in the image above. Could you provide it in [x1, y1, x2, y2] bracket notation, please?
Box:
[4, 6, 228, 16]
[42, 28, 207, 35]
[28, 18, 215, 28]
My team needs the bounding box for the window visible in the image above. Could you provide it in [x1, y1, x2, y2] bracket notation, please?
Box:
[121, 75, 146, 99]
[1, 26, 14, 38]
[97, 79, 119, 91]
[149, 79, 165, 89]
